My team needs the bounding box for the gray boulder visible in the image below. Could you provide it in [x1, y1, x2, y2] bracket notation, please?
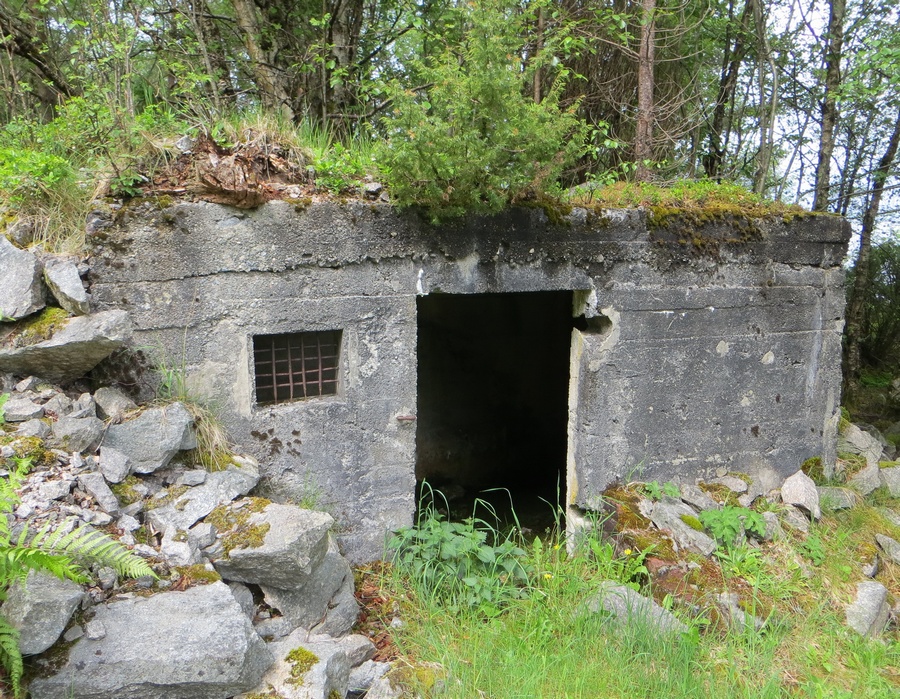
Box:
[262, 537, 359, 636]
[581, 581, 688, 635]
[848, 462, 882, 496]
[880, 466, 900, 497]
[211, 502, 333, 589]
[236, 629, 350, 699]
[102, 402, 194, 474]
[28, 581, 274, 699]
[43, 257, 90, 316]
[4, 570, 83, 656]
[643, 497, 716, 556]
[0, 236, 45, 320]
[781, 471, 821, 520]
[845, 581, 890, 637]
[145, 461, 259, 531]
[875, 533, 900, 566]
[0, 310, 131, 382]
[51, 415, 104, 453]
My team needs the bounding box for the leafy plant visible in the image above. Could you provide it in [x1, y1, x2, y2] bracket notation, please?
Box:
[0, 455, 156, 696]
[0, 393, 9, 424]
[389, 487, 532, 615]
[642, 481, 681, 500]
[698, 506, 766, 550]
[799, 533, 826, 566]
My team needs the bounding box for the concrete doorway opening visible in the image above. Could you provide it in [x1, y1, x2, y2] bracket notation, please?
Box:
[415, 291, 573, 532]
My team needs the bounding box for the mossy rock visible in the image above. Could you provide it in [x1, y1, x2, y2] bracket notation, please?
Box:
[2, 307, 70, 349]
[205, 497, 272, 557]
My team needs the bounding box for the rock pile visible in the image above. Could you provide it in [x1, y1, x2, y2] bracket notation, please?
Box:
[0, 379, 393, 699]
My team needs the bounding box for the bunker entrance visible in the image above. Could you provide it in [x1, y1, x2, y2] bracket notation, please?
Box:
[415, 291, 573, 532]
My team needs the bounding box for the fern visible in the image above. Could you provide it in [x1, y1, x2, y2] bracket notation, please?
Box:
[0, 618, 23, 698]
[25, 520, 157, 580]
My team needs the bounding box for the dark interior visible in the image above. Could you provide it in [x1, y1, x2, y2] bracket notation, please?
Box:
[415, 291, 573, 532]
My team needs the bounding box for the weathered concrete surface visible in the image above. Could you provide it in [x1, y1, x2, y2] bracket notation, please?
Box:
[89, 201, 850, 561]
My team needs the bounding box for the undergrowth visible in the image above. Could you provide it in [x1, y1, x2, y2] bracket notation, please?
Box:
[380, 484, 900, 698]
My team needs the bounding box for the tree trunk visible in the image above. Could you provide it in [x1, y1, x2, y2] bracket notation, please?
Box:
[634, 0, 656, 182]
[845, 110, 900, 386]
[705, 0, 754, 180]
[812, 0, 845, 212]
[230, 0, 294, 121]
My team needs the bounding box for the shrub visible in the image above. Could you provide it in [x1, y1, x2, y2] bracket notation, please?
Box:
[377, 0, 590, 221]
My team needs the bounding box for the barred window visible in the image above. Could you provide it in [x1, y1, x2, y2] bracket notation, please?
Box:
[253, 330, 341, 404]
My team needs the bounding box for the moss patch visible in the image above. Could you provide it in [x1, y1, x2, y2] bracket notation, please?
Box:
[205, 497, 272, 557]
[3, 307, 71, 348]
[285, 646, 319, 685]
[680, 514, 704, 532]
[801, 456, 824, 484]
[0, 435, 55, 467]
[837, 452, 867, 479]
[698, 482, 741, 507]
[109, 475, 144, 505]
[172, 564, 221, 586]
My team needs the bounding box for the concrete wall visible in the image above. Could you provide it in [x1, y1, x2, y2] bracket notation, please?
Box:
[89, 200, 850, 561]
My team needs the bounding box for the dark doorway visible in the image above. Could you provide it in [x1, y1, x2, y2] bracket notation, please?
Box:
[415, 291, 573, 532]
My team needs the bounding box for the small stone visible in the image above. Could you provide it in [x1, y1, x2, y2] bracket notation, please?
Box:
[781, 471, 821, 520]
[679, 484, 719, 512]
[848, 463, 882, 496]
[845, 581, 890, 637]
[390, 617, 404, 629]
[87, 511, 114, 526]
[97, 567, 117, 591]
[14, 376, 40, 392]
[43, 256, 91, 316]
[227, 582, 256, 619]
[780, 505, 810, 534]
[68, 392, 96, 419]
[62, 626, 84, 643]
[252, 617, 293, 641]
[39, 479, 72, 501]
[760, 511, 782, 541]
[117, 514, 140, 532]
[2, 397, 44, 422]
[98, 446, 131, 484]
[93, 386, 137, 420]
[349, 660, 391, 693]
[364, 182, 384, 198]
[78, 472, 121, 515]
[0, 236, 45, 320]
[862, 558, 879, 578]
[817, 487, 858, 511]
[188, 522, 216, 550]
[84, 619, 107, 640]
[582, 581, 688, 635]
[178, 469, 207, 487]
[338, 634, 377, 667]
[15, 419, 51, 439]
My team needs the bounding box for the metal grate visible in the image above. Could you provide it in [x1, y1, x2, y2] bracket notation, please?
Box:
[253, 330, 341, 404]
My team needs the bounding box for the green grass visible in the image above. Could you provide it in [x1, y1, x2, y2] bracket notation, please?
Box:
[375, 486, 900, 698]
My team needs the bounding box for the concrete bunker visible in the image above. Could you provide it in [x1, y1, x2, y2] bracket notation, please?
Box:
[415, 291, 573, 527]
[88, 200, 852, 561]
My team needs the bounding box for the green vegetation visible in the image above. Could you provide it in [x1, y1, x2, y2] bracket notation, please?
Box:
[699, 506, 766, 549]
[0, 454, 156, 697]
[285, 646, 319, 685]
[379, 483, 900, 698]
[205, 498, 271, 557]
